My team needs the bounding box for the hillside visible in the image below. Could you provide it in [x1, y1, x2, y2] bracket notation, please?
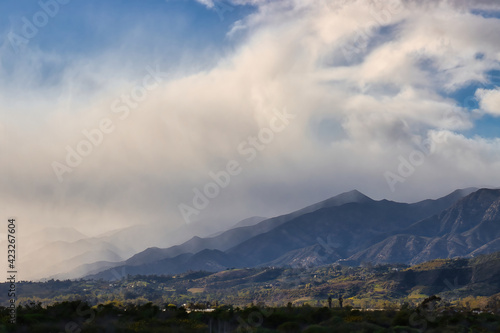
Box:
[349, 189, 500, 265]
[6, 251, 500, 311]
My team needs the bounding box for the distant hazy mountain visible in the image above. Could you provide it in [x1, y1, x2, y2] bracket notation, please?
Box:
[51, 260, 123, 281]
[97, 223, 208, 257]
[50, 219, 233, 281]
[86, 188, 480, 280]
[5, 227, 87, 259]
[25, 227, 88, 250]
[17, 217, 228, 281]
[232, 216, 268, 229]
[20, 238, 125, 281]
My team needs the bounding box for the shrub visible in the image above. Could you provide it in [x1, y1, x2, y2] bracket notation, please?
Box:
[302, 324, 330, 333]
[277, 321, 301, 333]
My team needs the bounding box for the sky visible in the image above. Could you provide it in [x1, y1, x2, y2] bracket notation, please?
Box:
[2, 0, 500, 238]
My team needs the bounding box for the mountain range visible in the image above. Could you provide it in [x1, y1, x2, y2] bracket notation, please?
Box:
[351, 188, 500, 265]
[16, 216, 230, 281]
[69, 186, 500, 281]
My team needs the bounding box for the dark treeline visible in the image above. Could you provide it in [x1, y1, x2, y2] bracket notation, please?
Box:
[1, 298, 500, 332]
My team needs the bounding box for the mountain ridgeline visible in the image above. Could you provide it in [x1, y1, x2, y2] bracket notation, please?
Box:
[76, 187, 500, 280]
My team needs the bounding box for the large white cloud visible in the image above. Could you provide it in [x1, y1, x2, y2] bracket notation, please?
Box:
[476, 88, 500, 116]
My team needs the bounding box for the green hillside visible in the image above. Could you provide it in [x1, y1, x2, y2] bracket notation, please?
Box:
[3, 251, 500, 311]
